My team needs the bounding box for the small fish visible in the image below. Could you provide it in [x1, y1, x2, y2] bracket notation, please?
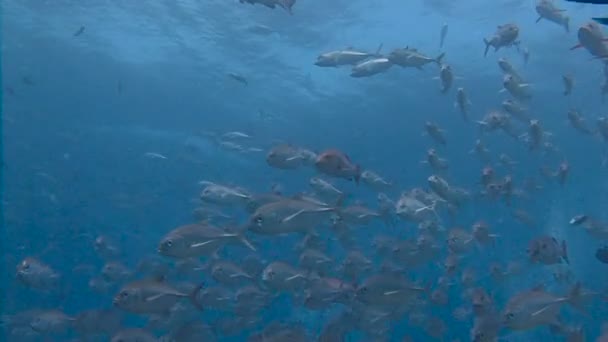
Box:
[438, 63, 453, 94]
[536, 0, 570, 33]
[498, 57, 524, 83]
[502, 74, 532, 101]
[455, 87, 471, 121]
[424, 121, 447, 145]
[527, 235, 569, 265]
[227, 72, 248, 85]
[567, 109, 593, 134]
[28, 310, 75, 334]
[73, 25, 85, 37]
[522, 46, 530, 64]
[563, 75, 574, 95]
[483, 24, 520, 56]
[158, 223, 255, 258]
[502, 283, 586, 331]
[16, 257, 61, 291]
[199, 181, 251, 207]
[315, 149, 361, 184]
[262, 261, 309, 292]
[309, 177, 343, 198]
[360, 170, 392, 191]
[388, 47, 445, 69]
[502, 99, 529, 122]
[239, 0, 296, 15]
[113, 278, 203, 314]
[266, 144, 316, 169]
[248, 197, 339, 235]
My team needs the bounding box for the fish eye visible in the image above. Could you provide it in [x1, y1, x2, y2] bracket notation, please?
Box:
[163, 240, 173, 249]
[255, 216, 263, 225]
[506, 313, 514, 320]
[119, 291, 129, 299]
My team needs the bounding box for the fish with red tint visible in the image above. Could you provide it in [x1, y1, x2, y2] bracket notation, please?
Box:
[315, 149, 361, 184]
[571, 21, 608, 58]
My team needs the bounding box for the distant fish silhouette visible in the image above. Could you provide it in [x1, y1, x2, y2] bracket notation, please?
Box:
[73, 26, 85, 37]
[21, 76, 34, 86]
[4, 86, 15, 96]
[227, 73, 248, 86]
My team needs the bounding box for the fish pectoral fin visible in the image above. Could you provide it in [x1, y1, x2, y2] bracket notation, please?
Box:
[286, 274, 305, 281]
[190, 240, 215, 249]
[282, 209, 307, 223]
[145, 293, 166, 302]
[531, 305, 550, 317]
[383, 290, 401, 296]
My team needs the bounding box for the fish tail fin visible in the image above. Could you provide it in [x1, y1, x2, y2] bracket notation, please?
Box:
[564, 17, 570, 33]
[189, 282, 205, 311]
[561, 240, 569, 264]
[483, 38, 490, 57]
[435, 52, 445, 64]
[567, 282, 587, 314]
[228, 226, 257, 252]
[238, 233, 257, 252]
[375, 43, 383, 56]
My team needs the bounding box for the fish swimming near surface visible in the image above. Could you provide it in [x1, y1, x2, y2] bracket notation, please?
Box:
[565, 1, 608, 26]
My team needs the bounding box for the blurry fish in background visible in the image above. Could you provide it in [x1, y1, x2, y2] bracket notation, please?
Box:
[536, 0, 570, 32]
[521, 46, 530, 64]
[563, 74, 574, 95]
[239, 0, 296, 14]
[483, 24, 520, 56]
[73, 25, 85, 37]
[21, 76, 34, 86]
[455, 87, 471, 121]
[440, 23, 448, 48]
[227, 72, 248, 85]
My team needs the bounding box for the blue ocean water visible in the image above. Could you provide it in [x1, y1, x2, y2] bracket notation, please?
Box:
[2, 0, 608, 341]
